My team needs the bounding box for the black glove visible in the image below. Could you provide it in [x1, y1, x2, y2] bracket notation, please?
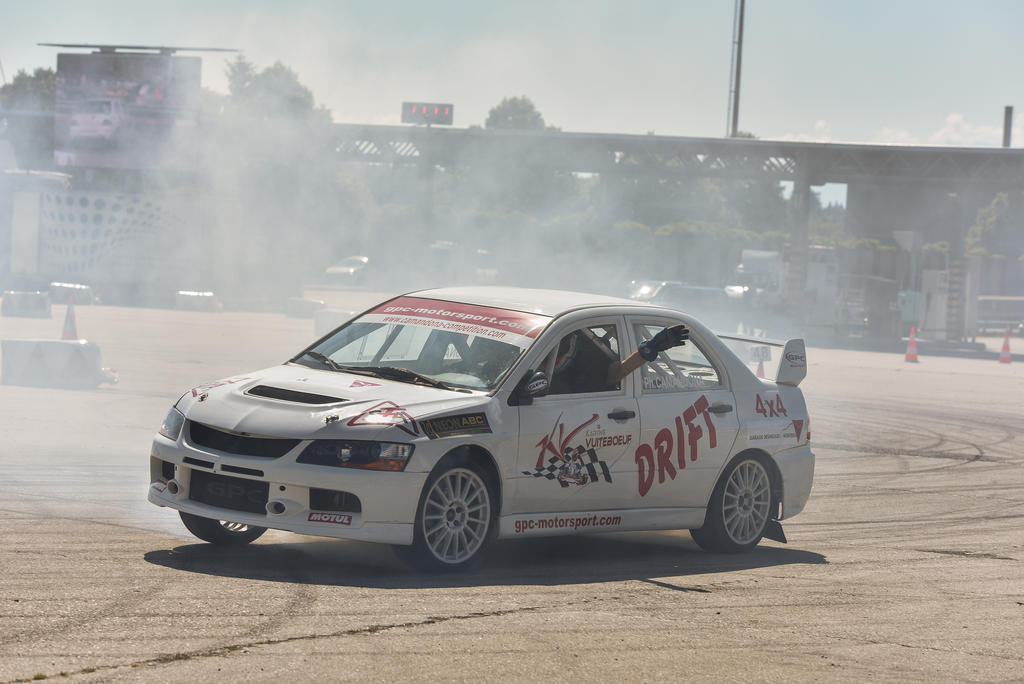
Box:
[638, 324, 689, 361]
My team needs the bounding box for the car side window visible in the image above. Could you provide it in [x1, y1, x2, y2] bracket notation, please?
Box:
[633, 323, 723, 392]
[546, 324, 621, 395]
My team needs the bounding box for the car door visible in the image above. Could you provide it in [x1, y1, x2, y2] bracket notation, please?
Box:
[511, 317, 641, 514]
[628, 317, 740, 509]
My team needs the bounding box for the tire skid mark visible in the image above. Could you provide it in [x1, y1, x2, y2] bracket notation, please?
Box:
[807, 482, 1024, 508]
[793, 511, 1024, 527]
[235, 570, 319, 642]
[815, 398, 1021, 454]
[5, 603, 547, 683]
[0, 556, 185, 649]
[0, 506, 168, 538]
[810, 399, 1019, 477]
[814, 442, 984, 462]
[0, 511, 189, 648]
[915, 548, 1016, 561]
[815, 460, 1024, 479]
[637, 578, 711, 593]
[825, 634, 1024, 663]
[0, 581, 180, 648]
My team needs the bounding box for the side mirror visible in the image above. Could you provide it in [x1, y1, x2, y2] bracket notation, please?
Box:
[508, 370, 549, 406]
[524, 370, 549, 397]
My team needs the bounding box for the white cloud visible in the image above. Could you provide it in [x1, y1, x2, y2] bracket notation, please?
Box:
[927, 113, 1002, 147]
[868, 114, 1024, 147]
[779, 119, 834, 142]
[780, 114, 1024, 148]
[873, 127, 918, 145]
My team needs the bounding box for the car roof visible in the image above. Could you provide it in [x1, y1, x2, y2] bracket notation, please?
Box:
[409, 286, 657, 317]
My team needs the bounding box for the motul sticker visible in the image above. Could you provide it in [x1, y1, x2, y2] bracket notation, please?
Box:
[348, 379, 381, 389]
[308, 512, 352, 525]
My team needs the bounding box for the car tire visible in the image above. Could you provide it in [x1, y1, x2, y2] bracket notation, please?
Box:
[179, 511, 267, 546]
[690, 453, 774, 553]
[394, 457, 496, 572]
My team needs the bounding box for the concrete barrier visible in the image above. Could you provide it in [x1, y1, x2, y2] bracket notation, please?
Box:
[175, 291, 222, 312]
[286, 297, 326, 319]
[50, 282, 95, 305]
[314, 309, 355, 337]
[1, 339, 117, 389]
[1, 291, 52, 318]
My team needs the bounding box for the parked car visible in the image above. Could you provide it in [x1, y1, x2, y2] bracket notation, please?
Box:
[68, 98, 126, 146]
[149, 287, 814, 570]
[977, 296, 1024, 336]
[323, 255, 370, 286]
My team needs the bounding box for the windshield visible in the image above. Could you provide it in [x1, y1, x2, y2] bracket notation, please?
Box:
[74, 100, 113, 114]
[295, 296, 551, 391]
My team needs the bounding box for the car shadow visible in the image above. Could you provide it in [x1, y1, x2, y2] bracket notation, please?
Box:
[144, 531, 826, 589]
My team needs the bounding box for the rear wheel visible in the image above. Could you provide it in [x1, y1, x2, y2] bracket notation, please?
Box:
[179, 511, 267, 546]
[690, 454, 773, 553]
[394, 460, 495, 572]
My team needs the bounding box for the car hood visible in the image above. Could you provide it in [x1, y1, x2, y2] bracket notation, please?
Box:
[175, 364, 490, 440]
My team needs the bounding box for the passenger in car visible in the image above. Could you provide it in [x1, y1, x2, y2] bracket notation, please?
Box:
[550, 324, 689, 394]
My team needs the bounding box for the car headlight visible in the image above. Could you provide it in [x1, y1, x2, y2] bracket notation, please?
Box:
[297, 440, 414, 471]
[158, 407, 185, 441]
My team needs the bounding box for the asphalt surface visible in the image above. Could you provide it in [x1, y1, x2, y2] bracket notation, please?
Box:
[1, 293, 1022, 682]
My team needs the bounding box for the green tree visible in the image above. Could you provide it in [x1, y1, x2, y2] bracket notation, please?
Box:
[460, 96, 574, 212]
[224, 57, 323, 121]
[0, 68, 56, 168]
[224, 54, 255, 98]
[200, 57, 362, 288]
[966, 192, 1019, 257]
[809, 203, 847, 246]
[485, 95, 545, 130]
[0, 68, 56, 110]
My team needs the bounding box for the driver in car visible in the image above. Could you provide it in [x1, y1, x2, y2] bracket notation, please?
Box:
[550, 324, 689, 394]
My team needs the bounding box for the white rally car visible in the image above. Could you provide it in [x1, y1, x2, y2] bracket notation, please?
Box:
[149, 287, 814, 570]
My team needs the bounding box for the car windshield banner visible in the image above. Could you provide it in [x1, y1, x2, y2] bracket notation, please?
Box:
[361, 296, 551, 349]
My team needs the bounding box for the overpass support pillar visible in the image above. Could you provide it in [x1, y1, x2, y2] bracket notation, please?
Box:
[417, 150, 435, 240]
[786, 158, 812, 324]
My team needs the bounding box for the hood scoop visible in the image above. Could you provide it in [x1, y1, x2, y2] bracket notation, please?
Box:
[247, 385, 347, 405]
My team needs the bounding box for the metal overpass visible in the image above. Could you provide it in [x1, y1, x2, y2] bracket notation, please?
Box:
[328, 124, 1024, 339]
[329, 124, 1024, 298]
[329, 123, 1024, 188]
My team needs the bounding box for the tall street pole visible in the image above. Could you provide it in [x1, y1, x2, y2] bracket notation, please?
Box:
[729, 0, 746, 138]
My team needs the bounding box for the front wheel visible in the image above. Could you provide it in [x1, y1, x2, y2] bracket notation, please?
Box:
[690, 454, 774, 553]
[394, 462, 495, 572]
[179, 511, 267, 546]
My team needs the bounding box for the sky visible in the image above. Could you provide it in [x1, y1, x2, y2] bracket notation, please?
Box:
[2, 0, 1023, 147]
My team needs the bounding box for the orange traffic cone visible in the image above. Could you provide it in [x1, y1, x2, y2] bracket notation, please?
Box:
[999, 331, 1012, 364]
[904, 326, 919, 362]
[755, 360, 765, 377]
[61, 295, 78, 340]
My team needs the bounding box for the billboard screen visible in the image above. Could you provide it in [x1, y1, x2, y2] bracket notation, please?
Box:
[54, 52, 201, 170]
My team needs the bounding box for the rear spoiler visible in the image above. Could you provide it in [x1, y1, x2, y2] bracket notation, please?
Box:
[717, 334, 807, 387]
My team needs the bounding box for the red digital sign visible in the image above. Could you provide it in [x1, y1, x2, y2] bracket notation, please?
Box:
[401, 102, 453, 126]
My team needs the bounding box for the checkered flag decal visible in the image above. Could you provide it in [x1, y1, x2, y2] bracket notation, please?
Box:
[522, 446, 612, 487]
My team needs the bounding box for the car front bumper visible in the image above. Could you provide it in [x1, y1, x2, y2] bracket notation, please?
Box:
[149, 435, 427, 545]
